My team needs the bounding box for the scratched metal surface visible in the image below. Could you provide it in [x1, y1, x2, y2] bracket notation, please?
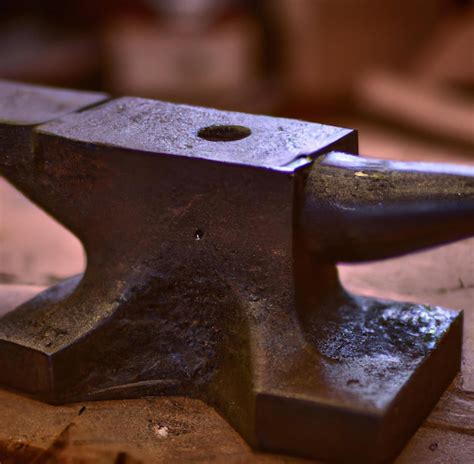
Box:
[37, 96, 355, 168]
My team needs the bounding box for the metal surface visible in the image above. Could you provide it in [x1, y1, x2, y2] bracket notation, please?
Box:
[0, 80, 472, 463]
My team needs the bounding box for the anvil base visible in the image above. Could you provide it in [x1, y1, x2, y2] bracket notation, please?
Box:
[0, 275, 462, 464]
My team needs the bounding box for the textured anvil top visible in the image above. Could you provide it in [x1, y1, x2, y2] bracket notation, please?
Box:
[36, 96, 354, 169]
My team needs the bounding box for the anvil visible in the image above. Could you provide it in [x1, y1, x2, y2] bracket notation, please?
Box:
[0, 80, 473, 463]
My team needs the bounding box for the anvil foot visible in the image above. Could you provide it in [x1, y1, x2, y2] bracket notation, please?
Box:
[0, 266, 247, 403]
[255, 295, 462, 463]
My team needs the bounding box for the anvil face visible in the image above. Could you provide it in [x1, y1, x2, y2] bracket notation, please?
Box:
[0, 81, 469, 464]
[37, 96, 356, 169]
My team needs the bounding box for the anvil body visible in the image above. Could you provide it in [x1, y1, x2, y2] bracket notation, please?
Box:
[0, 81, 472, 463]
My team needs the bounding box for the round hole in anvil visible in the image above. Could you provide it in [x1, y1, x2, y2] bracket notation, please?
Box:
[197, 125, 251, 142]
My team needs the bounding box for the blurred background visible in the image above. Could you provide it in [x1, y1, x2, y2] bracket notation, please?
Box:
[0, 0, 473, 296]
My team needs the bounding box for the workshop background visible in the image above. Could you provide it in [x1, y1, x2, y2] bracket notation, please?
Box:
[0, 1, 473, 462]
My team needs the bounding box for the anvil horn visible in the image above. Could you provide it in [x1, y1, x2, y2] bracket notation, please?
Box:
[301, 152, 474, 262]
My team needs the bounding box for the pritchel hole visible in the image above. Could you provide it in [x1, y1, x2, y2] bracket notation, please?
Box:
[194, 229, 204, 240]
[197, 125, 251, 142]
[346, 379, 360, 386]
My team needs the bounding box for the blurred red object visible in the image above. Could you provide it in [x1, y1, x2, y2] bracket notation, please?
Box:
[272, 0, 452, 107]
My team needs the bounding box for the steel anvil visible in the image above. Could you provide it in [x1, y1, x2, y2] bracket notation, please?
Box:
[0, 81, 473, 463]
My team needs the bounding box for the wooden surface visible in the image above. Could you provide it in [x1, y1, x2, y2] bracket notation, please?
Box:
[0, 123, 473, 462]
